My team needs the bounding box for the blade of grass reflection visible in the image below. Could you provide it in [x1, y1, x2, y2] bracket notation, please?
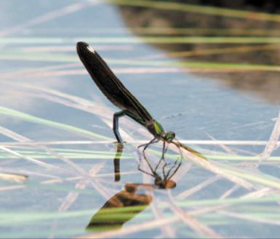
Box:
[206, 134, 238, 155]
[14, 83, 152, 142]
[12, 84, 261, 189]
[150, 198, 176, 238]
[219, 165, 280, 190]
[0, 167, 62, 181]
[77, 216, 179, 239]
[82, 190, 280, 238]
[41, 169, 138, 184]
[208, 155, 280, 161]
[111, 58, 280, 72]
[242, 188, 271, 199]
[7, 85, 272, 192]
[125, 27, 280, 36]
[4, 36, 280, 45]
[230, 205, 280, 215]
[0, 139, 277, 147]
[2, 48, 280, 72]
[173, 138, 279, 191]
[0, 0, 102, 37]
[76, 199, 230, 239]
[0, 146, 62, 171]
[0, 209, 97, 226]
[0, 148, 119, 160]
[260, 110, 280, 160]
[89, 175, 122, 201]
[11, 83, 280, 162]
[2, 66, 193, 79]
[110, 0, 280, 22]
[36, 27, 280, 37]
[1, 63, 80, 79]
[0, 196, 269, 238]
[29, 91, 133, 142]
[22, 45, 134, 52]
[0, 185, 25, 192]
[219, 185, 240, 200]
[39, 144, 88, 176]
[176, 175, 221, 200]
[0, 173, 28, 183]
[26, 180, 100, 196]
[12, 83, 116, 118]
[169, 142, 254, 189]
[3, 140, 280, 160]
[0, 147, 132, 161]
[0, 106, 110, 141]
[167, 191, 222, 238]
[158, 44, 280, 59]
[2, 64, 274, 80]
[0, 125, 31, 142]
[0, 124, 88, 176]
[0, 51, 77, 62]
[219, 210, 280, 226]
[58, 164, 104, 212]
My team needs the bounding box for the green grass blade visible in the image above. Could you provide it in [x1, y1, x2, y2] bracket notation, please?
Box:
[0, 106, 110, 141]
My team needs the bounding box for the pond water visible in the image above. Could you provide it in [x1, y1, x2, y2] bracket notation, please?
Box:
[1, 0, 280, 238]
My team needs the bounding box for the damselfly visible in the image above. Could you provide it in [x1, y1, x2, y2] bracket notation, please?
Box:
[76, 42, 204, 160]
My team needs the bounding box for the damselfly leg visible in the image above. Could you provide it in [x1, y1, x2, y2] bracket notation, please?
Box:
[163, 154, 182, 181]
[153, 141, 169, 173]
[171, 138, 184, 160]
[138, 155, 180, 189]
[138, 137, 159, 158]
[159, 139, 183, 181]
[137, 140, 182, 189]
[113, 111, 126, 144]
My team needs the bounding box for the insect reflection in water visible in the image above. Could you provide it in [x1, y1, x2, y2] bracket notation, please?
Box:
[138, 143, 183, 189]
[114, 143, 182, 189]
[86, 143, 183, 232]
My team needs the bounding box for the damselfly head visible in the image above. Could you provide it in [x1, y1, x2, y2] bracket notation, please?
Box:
[164, 131, 175, 142]
[155, 177, 176, 189]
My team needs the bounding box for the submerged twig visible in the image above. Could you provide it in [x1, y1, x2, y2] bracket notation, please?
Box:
[177, 175, 221, 200]
[0, 173, 28, 183]
[58, 164, 104, 212]
[169, 142, 254, 190]
[219, 210, 280, 226]
[151, 197, 176, 238]
[0, 125, 87, 176]
[168, 191, 223, 238]
[259, 110, 280, 162]
[0, 146, 60, 171]
[206, 133, 237, 155]
[219, 185, 240, 200]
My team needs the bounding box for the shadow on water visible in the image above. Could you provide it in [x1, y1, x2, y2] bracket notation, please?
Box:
[86, 183, 152, 232]
[116, 0, 280, 104]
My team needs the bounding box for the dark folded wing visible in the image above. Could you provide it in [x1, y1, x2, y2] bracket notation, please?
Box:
[77, 42, 153, 125]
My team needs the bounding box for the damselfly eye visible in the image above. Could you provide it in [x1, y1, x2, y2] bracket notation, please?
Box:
[165, 180, 176, 189]
[165, 131, 175, 142]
